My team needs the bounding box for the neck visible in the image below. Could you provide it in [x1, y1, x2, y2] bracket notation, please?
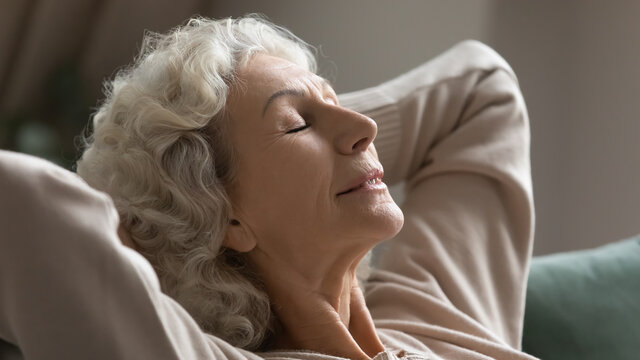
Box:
[251, 249, 384, 359]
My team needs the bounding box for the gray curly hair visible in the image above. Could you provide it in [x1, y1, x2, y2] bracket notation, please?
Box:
[76, 15, 316, 350]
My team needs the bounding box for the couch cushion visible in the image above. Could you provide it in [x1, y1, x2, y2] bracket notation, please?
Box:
[522, 235, 640, 359]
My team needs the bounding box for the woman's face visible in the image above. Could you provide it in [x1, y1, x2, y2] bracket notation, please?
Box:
[224, 53, 403, 268]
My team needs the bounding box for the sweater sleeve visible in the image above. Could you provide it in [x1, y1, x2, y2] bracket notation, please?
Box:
[339, 41, 534, 351]
[0, 151, 258, 360]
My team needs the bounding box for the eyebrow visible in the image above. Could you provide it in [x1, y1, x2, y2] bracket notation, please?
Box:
[262, 78, 333, 117]
[262, 89, 306, 117]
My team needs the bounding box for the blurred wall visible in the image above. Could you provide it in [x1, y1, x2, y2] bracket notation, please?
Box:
[211, 0, 493, 93]
[489, 1, 640, 254]
[0, 0, 210, 112]
[1, 0, 639, 255]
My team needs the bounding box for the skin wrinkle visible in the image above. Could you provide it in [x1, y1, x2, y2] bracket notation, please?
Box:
[222, 53, 404, 359]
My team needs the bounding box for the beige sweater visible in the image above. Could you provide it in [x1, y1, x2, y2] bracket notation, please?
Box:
[0, 41, 536, 359]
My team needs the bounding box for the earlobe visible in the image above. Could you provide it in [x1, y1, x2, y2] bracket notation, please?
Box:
[223, 219, 257, 253]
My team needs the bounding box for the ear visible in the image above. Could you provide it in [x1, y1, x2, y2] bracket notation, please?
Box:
[223, 218, 257, 253]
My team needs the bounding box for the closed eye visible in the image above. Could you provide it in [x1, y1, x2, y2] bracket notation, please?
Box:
[285, 123, 310, 134]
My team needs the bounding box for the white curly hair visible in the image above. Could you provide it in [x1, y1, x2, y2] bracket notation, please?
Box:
[76, 15, 316, 350]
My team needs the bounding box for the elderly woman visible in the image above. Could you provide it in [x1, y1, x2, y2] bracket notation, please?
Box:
[0, 15, 535, 360]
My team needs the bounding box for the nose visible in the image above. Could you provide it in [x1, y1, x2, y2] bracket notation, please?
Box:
[330, 106, 378, 155]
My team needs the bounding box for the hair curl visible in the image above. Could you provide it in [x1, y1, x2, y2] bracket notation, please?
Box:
[76, 15, 316, 350]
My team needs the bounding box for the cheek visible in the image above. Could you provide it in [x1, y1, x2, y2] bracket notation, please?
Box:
[272, 146, 333, 214]
[236, 140, 335, 233]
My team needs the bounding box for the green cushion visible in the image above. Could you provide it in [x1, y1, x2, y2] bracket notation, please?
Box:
[522, 235, 640, 359]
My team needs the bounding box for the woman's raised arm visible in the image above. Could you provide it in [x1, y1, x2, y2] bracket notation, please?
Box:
[340, 41, 535, 355]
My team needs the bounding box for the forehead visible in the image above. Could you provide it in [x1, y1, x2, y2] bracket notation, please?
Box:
[235, 53, 325, 96]
[226, 53, 331, 123]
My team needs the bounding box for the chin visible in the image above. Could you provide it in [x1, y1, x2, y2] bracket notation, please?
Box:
[349, 198, 405, 243]
[375, 201, 405, 239]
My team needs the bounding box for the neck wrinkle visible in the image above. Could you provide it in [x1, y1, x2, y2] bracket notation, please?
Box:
[258, 265, 381, 359]
[249, 241, 382, 358]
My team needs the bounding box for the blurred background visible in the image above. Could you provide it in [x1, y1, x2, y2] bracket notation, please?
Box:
[1, 0, 639, 255]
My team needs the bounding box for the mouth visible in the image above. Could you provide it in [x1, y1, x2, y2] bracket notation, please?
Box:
[336, 168, 385, 196]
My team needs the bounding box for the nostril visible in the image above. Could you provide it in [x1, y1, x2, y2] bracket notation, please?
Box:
[352, 137, 369, 151]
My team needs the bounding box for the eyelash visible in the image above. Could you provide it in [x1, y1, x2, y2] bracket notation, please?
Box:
[286, 123, 310, 134]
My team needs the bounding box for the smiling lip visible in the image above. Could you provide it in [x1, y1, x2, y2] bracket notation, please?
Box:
[336, 168, 385, 196]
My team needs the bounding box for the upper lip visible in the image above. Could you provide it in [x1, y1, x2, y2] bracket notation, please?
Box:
[336, 168, 384, 196]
